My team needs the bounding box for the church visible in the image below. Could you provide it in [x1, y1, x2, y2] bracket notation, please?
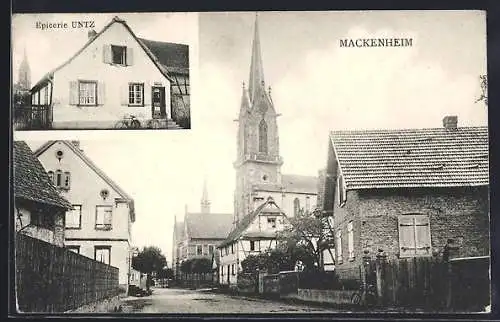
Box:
[217, 15, 319, 288]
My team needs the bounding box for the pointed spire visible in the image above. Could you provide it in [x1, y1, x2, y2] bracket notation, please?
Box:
[200, 177, 211, 214]
[248, 13, 266, 103]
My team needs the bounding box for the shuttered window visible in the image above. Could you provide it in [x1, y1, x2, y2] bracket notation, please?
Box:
[347, 221, 354, 260]
[337, 174, 346, 207]
[128, 83, 144, 106]
[95, 205, 113, 230]
[103, 44, 133, 66]
[398, 214, 431, 257]
[336, 230, 343, 264]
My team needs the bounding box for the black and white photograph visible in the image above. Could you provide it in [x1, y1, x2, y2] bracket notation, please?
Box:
[11, 10, 491, 315]
[12, 12, 194, 130]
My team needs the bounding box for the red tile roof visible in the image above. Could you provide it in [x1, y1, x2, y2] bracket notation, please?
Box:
[13, 141, 72, 209]
[330, 126, 489, 189]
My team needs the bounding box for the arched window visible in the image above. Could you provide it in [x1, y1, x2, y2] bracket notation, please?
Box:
[258, 119, 268, 153]
[293, 198, 300, 216]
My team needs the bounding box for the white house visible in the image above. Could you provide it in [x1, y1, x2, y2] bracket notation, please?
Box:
[217, 197, 286, 288]
[30, 16, 189, 129]
[34, 140, 136, 290]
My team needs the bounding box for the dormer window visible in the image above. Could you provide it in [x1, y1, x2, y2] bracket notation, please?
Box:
[267, 217, 276, 229]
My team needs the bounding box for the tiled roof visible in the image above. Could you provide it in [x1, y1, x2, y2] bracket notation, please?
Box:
[329, 126, 489, 190]
[33, 141, 136, 222]
[253, 174, 318, 194]
[218, 197, 285, 248]
[185, 212, 233, 240]
[13, 141, 72, 209]
[138, 38, 189, 75]
[32, 16, 188, 91]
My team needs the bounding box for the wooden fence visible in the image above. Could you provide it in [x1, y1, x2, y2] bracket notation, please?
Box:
[13, 104, 51, 130]
[366, 251, 490, 311]
[15, 234, 119, 313]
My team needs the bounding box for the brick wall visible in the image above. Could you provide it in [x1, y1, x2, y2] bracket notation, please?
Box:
[333, 186, 489, 274]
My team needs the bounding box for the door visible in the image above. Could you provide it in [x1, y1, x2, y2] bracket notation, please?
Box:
[151, 86, 166, 119]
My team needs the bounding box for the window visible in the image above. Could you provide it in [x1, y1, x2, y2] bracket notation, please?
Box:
[55, 170, 63, 187]
[209, 245, 214, 255]
[128, 83, 144, 106]
[66, 245, 80, 254]
[220, 249, 223, 257]
[47, 171, 54, 183]
[231, 264, 235, 275]
[336, 230, 343, 264]
[78, 81, 97, 106]
[63, 172, 71, 190]
[197, 245, 203, 255]
[111, 45, 127, 65]
[337, 175, 346, 207]
[231, 244, 234, 254]
[250, 240, 255, 251]
[95, 246, 111, 265]
[294, 198, 301, 216]
[306, 196, 311, 212]
[258, 119, 268, 153]
[347, 221, 354, 260]
[267, 217, 276, 229]
[65, 205, 82, 229]
[398, 214, 431, 257]
[221, 266, 224, 276]
[95, 205, 113, 230]
[225, 247, 228, 255]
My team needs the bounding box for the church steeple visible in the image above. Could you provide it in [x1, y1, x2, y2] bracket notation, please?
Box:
[18, 46, 31, 90]
[200, 178, 211, 214]
[248, 13, 266, 104]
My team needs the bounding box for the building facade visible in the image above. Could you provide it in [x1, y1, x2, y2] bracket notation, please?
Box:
[14, 141, 72, 246]
[321, 116, 490, 280]
[30, 16, 189, 129]
[34, 140, 136, 289]
[172, 182, 233, 282]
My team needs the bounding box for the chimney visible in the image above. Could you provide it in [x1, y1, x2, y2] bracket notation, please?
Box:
[70, 140, 80, 149]
[442, 115, 458, 129]
[88, 29, 97, 40]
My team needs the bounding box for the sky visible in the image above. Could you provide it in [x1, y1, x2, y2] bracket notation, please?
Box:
[14, 11, 488, 264]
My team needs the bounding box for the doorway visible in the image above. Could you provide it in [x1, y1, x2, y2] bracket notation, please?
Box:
[151, 86, 166, 119]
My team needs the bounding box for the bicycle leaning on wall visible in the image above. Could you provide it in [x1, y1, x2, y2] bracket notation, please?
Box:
[114, 115, 142, 129]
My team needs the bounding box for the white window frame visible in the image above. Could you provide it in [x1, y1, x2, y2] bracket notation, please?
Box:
[196, 244, 203, 255]
[65, 205, 82, 229]
[267, 217, 277, 229]
[347, 221, 354, 261]
[78, 81, 97, 106]
[128, 83, 144, 106]
[111, 45, 127, 65]
[95, 205, 113, 230]
[95, 246, 111, 265]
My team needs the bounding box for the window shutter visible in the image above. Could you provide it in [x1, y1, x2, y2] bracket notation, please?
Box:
[398, 216, 416, 256]
[103, 44, 112, 64]
[126, 47, 134, 66]
[64, 172, 71, 189]
[120, 83, 129, 105]
[415, 215, 431, 255]
[69, 81, 78, 105]
[97, 81, 105, 105]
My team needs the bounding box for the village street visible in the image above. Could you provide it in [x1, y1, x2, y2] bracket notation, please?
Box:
[119, 287, 341, 314]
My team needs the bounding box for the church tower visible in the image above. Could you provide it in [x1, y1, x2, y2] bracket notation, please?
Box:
[200, 178, 211, 213]
[233, 14, 283, 225]
[18, 46, 31, 90]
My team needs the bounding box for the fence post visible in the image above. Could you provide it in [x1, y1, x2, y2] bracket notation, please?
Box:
[361, 249, 371, 305]
[443, 239, 460, 310]
[375, 249, 387, 307]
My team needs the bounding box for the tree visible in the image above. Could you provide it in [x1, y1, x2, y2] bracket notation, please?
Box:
[158, 268, 174, 279]
[132, 246, 168, 288]
[276, 208, 327, 272]
[476, 74, 488, 106]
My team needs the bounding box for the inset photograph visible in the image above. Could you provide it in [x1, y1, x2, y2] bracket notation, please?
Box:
[12, 13, 193, 130]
